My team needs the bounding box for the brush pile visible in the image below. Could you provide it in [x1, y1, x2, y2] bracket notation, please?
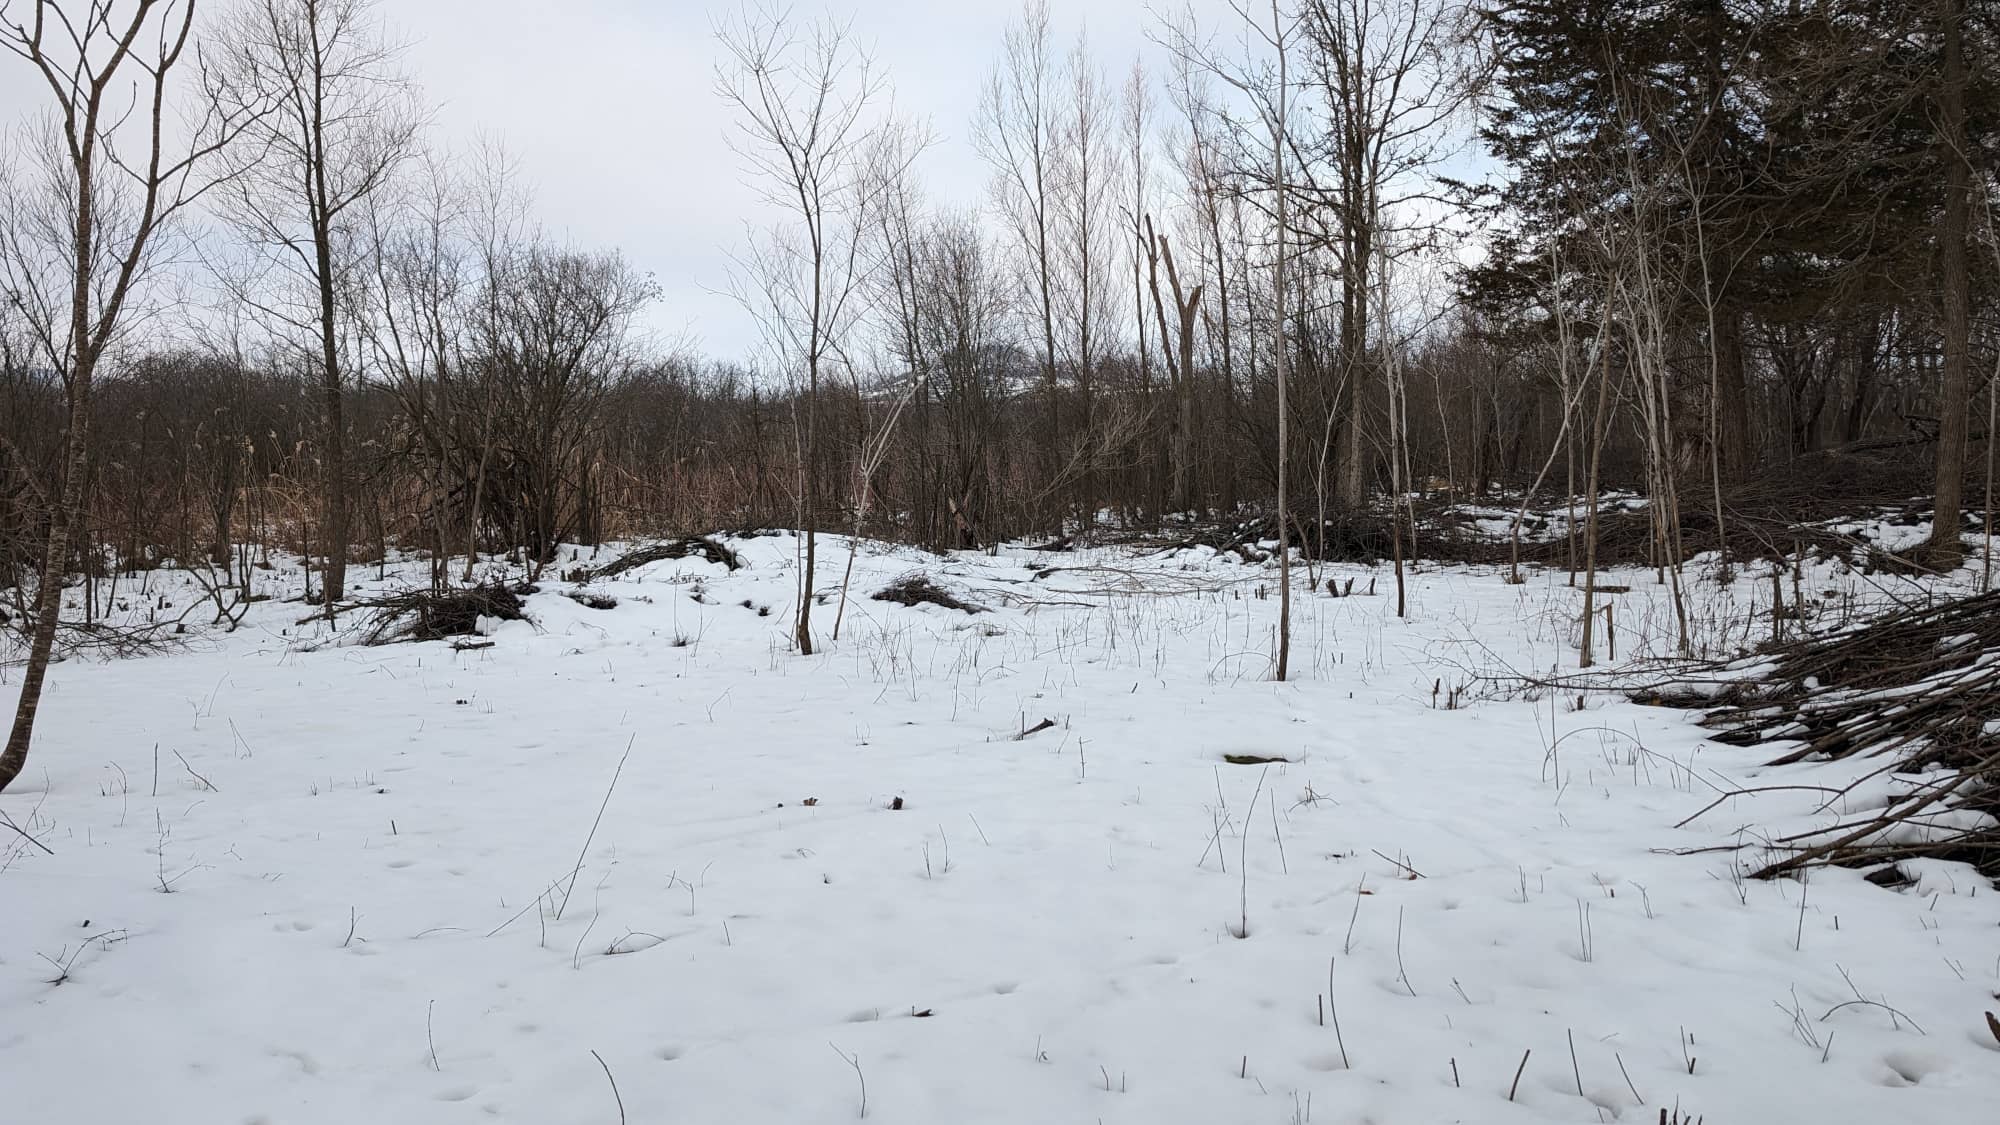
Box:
[1697, 588, 2000, 880]
[358, 582, 533, 645]
[873, 574, 985, 613]
[577, 536, 741, 580]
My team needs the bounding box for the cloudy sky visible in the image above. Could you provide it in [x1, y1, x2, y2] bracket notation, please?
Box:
[0, 0, 1199, 356]
[374, 0, 1168, 357]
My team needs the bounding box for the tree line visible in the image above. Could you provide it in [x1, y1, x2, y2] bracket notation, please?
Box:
[0, 0, 1993, 786]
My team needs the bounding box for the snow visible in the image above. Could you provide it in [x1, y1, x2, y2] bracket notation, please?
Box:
[3, 537, 1998, 1124]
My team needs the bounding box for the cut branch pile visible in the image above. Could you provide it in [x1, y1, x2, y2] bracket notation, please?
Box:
[872, 574, 986, 614]
[1150, 511, 1429, 565]
[577, 537, 741, 580]
[1697, 589, 2000, 880]
[358, 582, 533, 645]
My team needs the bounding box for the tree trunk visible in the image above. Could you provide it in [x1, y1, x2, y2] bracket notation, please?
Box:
[1929, 0, 1972, 565]
[1714, 306, 1751, 476]
[1, 147, 103, 793]
[0, 364, 92, 793]
[315, 199, 348, 609]
[1272, 2, 1292, 682]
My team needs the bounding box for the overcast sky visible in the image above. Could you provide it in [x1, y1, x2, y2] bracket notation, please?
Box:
[0, 2, 1313, 359]
[376, 0, 1168, 358]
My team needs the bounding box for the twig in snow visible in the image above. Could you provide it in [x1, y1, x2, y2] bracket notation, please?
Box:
[591, 1050, 626, 1125]
[37, 929, 127, 985]
[1509, 1049, 1531, 1101]
[572, 882, 606, 969]
[0, 809, 53, 855]
[1198, 805, 1229, 872]
[1616, 1052, 1644, 1104]
[1371, 849, 1424, 879]
[1394, 906, 1416, 996]
[228, 718, 255, 759]
[830, 1043, 867, 1118]
[1270, 792, 1288, 874]
[1819, 998, 1925, 1034]
[1568, 1028, 1584, 1096]
[173, 750, 217, 792]
[556, 736, 634, 921]
[1234, 767, 1269, 938]
[427, 1000, 440, 1071]
[1014, 717, 1055, 741]
[1793, 873, 1809, 951]
[1326, 957, 1350, 1069]
[1343, 876, 1366, 954]
[487, 871, 576, 938]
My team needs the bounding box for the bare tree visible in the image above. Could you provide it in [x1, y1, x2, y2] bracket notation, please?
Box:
[355, 146, 476, 588]
[717, 2, 887, 656]
[1145, 214, 1203, 513]
[1158, 0, 1301, 679]
[0, 0, 266, 794]
[1300, 0, 1469, 509]
[1122, 60, 1157, 515]
[217, 0, 421, 612]
[975, 0, 1062, 531]
[1054, 31, 1120, 529]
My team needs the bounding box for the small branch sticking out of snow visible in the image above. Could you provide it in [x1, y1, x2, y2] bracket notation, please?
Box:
[591, 1050, 626, 1125]
[830, 1043, 867, 1118]
[556, 736, 635, 921]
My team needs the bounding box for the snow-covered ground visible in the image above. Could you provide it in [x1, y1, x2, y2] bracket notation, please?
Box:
[3, 536, 1997, 1124]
